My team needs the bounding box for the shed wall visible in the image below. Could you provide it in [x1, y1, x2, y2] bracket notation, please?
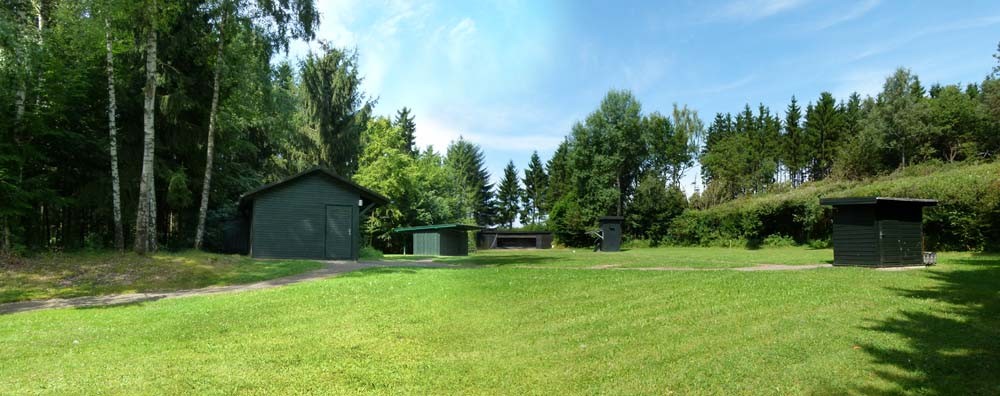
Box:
[831, 205, 880, 266]
[599, 219, 623, 252]
[411, 230, 468, 256]
[250, 173, 360, 260]
[413, 232, 440, 256]
[222, 218, 249, 254]
[877, 202, 924, 266]
[439, 230, 469, 256]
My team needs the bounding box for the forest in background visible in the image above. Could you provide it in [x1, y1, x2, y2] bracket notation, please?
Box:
[2, 0, 999, 255]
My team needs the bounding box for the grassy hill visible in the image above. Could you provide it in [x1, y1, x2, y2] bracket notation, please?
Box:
[669, 161, 1000, 251]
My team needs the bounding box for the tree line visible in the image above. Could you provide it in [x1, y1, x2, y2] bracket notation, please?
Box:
[539, 48, 1000, 246]
[2, 0, 999, 254]
[1, 0, 332, 254]
[698, 66, 1000, 208]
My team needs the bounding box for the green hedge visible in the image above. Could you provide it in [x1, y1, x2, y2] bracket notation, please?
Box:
[667, 161, 1000, 251]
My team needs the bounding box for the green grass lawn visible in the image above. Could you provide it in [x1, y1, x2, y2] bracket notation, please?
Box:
[381, 246, 836, 268]
[1, 247, 997, 395]
[0, 250, 323, 304]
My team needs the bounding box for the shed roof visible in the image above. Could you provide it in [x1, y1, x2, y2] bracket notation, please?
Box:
[819, 197, 938, 206]
[393, 224, 483, 233]
[239, 166, 389, 207]
[479, 229, 553, 235]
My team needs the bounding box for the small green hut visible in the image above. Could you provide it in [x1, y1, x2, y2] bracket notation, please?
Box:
[394, 224, 483, 256]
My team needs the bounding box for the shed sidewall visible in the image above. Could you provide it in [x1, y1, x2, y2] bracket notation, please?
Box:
[249, 173, 361, 260]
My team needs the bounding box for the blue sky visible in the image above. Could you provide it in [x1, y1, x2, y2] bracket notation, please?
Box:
[284, 0, 1000, 194]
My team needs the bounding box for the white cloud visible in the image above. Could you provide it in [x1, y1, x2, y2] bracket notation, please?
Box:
[833, 68, 886, 99]
[813, 0, 880, 30]
[851, 15, 1000, 62]
[718, 0, 808, 21]
[414, 103, 568, 154]
[675, 74, 756, 96]
[450, 17, 477, 40]
[620, 56, 674, 94]
[444, 17, 478, 67]
[415, 115, 467, 153]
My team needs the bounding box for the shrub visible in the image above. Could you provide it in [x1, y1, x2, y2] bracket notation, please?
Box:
[359, 246, 384, 260]
[668, 161, 1000, 251]
[762, 234, 796, 248]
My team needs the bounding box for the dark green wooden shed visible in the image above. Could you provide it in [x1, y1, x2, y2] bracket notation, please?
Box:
[820, 197, 937, 267]
[394, 224, 482, 256]
[598, 216, 624, 252]
[237, 167, 388, 260]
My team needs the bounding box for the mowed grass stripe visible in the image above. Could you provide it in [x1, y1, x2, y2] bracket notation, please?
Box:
[0, 253, 996, 395]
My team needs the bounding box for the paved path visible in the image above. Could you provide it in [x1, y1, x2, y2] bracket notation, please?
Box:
[517, 263, 835, 272]
[0, 261, 453, 315]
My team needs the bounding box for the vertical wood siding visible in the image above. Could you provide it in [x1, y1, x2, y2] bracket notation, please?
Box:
[832, 206, 879, 266]
[412, 230, 468, 256]
[877, 202, 924, 266]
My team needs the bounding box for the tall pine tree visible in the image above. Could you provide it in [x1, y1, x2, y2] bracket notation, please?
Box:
[496, 160, 521, 228]
[445, 137, 495, 225]
[783, 96, 806, 186]
[394, 107, 417, 156]
[521, 151, 548, 225]
[804, 92, 842, 180]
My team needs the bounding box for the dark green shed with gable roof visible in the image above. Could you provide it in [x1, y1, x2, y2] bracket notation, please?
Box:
[394, 224, 482, 256]
[237, 167, 388, 260]
[820, 197, 937, 267]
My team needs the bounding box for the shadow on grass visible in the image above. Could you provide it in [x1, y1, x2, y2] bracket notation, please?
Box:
[857, 254, 1000, 395]
[444, 254, 557, 267]
[382, 254, 555, 267]
[0, 289, 35, 305]
[339, 266, 447, 278]
[74, 295, 167, 311]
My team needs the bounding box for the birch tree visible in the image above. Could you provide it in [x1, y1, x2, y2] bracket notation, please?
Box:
[105, 17, 124, 251]
[194, 0, 317, 249]
[193, 2, 227, 250]
[134, 0, 158, 254]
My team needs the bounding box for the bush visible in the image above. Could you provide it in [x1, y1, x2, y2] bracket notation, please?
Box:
[668, 161, 1000, 251]
[359, 246, 384, 260]
[807, 239, 831, 249]
[762, 234, 796, 248]
[621, 238, 652, 249]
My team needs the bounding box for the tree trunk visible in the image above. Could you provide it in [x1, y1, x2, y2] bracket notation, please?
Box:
[616, 173, 622, 216]
[105, 19, 124, 252]
[134, 1, 157, 254]
[149, 173, 157, 251]
[33, 0, 44, 110]
[194, 10, 227, 250]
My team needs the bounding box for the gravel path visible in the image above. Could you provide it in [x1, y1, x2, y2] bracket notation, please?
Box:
[0, 261, 453, 315]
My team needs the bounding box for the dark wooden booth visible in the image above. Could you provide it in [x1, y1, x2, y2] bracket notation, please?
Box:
[820, 197, 937, 267]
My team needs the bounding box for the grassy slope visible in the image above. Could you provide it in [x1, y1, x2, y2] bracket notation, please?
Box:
[1, 249, 997, 395]
[0, 250, 323, 304]
[381, 246, 836, 268]
[707, 160, 999, 211]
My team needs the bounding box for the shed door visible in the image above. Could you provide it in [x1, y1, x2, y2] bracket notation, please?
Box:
[325, 205, 353, 259]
